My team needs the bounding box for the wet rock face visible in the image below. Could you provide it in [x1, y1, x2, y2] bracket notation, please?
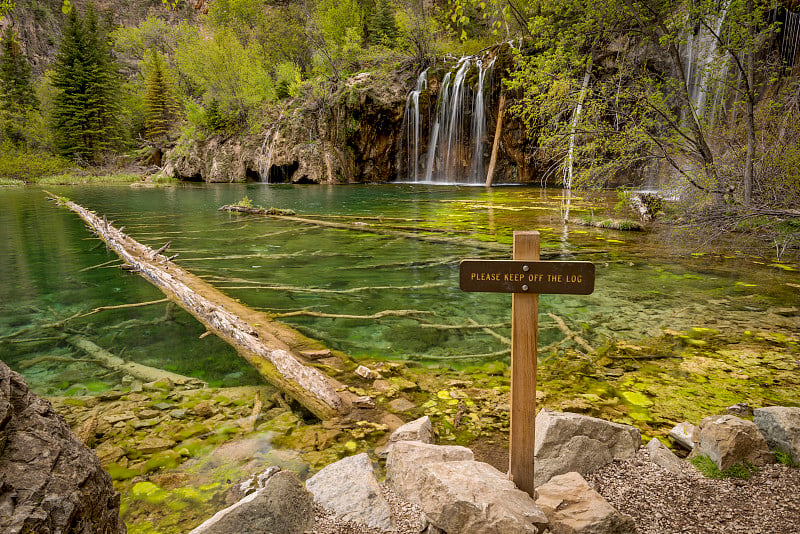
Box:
[0, 361, 125, 534]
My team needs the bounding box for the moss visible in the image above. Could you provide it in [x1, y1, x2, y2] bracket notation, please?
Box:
[690, 455, 757, 479]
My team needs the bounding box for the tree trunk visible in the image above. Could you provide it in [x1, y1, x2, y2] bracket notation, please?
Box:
[49, 194, 347, 420]
[564, 58, 593, 190]
[485, 93, 506, 187]
[744, 0, 755, 206]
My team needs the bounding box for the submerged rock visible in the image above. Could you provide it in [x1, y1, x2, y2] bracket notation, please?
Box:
[0, 361, 125, 534]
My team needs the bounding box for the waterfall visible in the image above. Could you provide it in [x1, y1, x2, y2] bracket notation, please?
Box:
[680, 5, 730, 124]
[398, 70, 429, 182]
[257, 112, 284, 182]
[780, 9, 800, 68]
[397, 56, 495, 184]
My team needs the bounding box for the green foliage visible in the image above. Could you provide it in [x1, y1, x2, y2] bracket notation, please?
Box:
[367, 0, 399, 47]
[774, 450, 798, 468]
[175, 26, 275, 128]
[275, 61, 301, 99]
[690, 454, 757, 479]
[233, 195, 253, 208]
[143, 49, 178, 140]
[0, 141, 71, 180]
[0, 26, 40, 146]
[51, 4, 121, 163]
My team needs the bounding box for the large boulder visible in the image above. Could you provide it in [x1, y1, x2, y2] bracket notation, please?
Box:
[535, 471, 636, 534]
[534, 410, 641, 487]
[753, 406, 800, 465]
[692, 415, 774, 471]
[0, 362, 125, 534]
[305, 453, 393, 530]
[189, 470, 313, 534]
[386, 440, 474, 493]
[397, 459, 547, 534]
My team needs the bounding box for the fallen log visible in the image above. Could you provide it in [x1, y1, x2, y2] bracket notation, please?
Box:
[65, 335, 207, 387]
[219, 204, 510, 252]
[48, 193, 347, 420]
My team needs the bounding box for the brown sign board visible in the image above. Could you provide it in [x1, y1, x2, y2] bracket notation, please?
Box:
[459, 260, 595, 294]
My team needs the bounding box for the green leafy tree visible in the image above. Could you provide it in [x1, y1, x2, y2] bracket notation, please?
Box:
[143, 48, 178, 140]
[51, 4, 121, 162]
[0, 27, 39, 145]
[175, 26, 275, 129]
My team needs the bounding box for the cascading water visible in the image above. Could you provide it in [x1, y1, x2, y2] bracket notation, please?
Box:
[680, 5, 730, 125]
[398, 70, 429, 182]
[397, 56, 496, 184]
[257, 113, 283, 182]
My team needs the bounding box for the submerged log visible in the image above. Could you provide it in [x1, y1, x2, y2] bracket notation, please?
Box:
[219, 205, 510, 252]
[65, 335, 206, 387]
[49, 193, 346, 420]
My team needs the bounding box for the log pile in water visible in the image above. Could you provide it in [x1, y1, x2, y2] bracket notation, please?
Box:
[49, 193, 346, 420]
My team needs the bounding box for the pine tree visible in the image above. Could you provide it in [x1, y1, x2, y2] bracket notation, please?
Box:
[368, 0, 398, 47]
[0, 27, 38, 144]
[0, 27, 37, 110]
[51, 4, 120, 163]
[143, 48, 177, 141]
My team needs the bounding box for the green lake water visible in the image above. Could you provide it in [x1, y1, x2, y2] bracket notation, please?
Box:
[1, 184, 798, 403]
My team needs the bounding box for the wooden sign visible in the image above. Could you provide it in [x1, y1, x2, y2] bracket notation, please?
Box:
[459, 231, 595, 497]
[459, 260, 595, 294]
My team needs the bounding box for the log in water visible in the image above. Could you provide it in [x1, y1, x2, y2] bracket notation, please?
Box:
[48, 193, 347, 420]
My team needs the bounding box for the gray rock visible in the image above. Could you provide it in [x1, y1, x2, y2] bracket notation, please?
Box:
[388, 415, 434, 445]
[0, 362, 125, 534]
[386, 440, 474, 493]
[305, 453, 393, 530]
[398, 459, 547, 534]
[645, 437, 685, 475]
[692, 415, 774, 471]
[534, 410, 641, 487]
[753, 406, 800, 465]
[668, 421, 695, 450]
[189, 470, 312, 534]
[535, 471, 636, 534]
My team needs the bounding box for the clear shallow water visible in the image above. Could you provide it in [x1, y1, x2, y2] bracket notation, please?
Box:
[1, 184, 798, 395]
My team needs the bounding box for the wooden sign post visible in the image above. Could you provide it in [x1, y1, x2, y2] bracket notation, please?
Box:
[459, 231, 595, 497]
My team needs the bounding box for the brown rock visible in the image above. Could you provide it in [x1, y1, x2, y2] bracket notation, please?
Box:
[0, 361, 125, 534]
[535, 471, 636, 534]
[692, 414, 774, 471]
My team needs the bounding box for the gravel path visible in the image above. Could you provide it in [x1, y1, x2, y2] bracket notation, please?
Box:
[309, 452, 800, 533]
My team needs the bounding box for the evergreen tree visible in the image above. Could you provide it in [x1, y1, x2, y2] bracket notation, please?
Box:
[143, 48, 177, 141]
[51, 4, 120, 163]
[0, 27, 38, 144]
[368, 0, 398, 47]
[0, 27, 38, 110]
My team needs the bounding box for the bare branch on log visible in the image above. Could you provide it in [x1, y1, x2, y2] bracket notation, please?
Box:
[467, 318, 511, 345]
[272, 309, 434, 320]
[547, 312, 595, 354]
[153, 240, 172, 256]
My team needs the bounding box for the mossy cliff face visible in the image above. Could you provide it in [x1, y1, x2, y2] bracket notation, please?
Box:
[162, 69, 412, 184]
